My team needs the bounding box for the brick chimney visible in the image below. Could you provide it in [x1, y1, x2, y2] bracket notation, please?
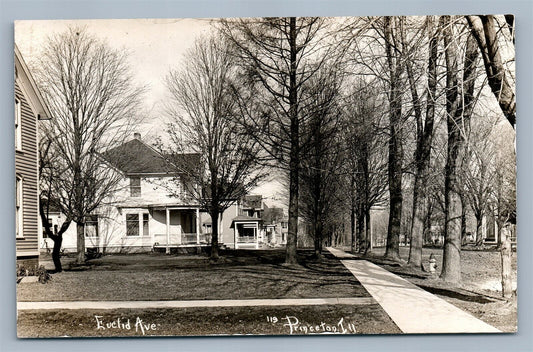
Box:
[133, 132, 141, 140]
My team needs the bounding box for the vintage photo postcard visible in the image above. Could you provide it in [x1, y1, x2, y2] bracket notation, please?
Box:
[14, 15, 516, 337]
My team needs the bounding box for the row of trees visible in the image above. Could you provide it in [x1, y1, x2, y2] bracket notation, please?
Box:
[36, 16, 515, 291]
[166, 15, 515, 286]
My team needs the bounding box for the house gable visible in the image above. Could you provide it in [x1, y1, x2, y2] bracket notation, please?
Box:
[103, 136, 201, 177]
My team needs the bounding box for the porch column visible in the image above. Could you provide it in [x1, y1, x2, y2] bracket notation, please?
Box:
[255, 226, 259, 249]
[166, 208, 170, 254]
[196, 208, 200, 244]
[235, 223, 239, 249]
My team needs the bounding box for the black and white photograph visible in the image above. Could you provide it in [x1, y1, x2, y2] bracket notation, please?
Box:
[14, 15, 517, 337]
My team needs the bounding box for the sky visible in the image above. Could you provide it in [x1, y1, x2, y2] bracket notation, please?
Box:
[14, 16, 515, 210]
[15, 18, 285, 206]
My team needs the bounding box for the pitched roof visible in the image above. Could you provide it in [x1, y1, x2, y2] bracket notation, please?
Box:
[230, 215, 262, 228]
[241, 195, 263, 209]
[15, 45, 52, 120]
[102, 138, 200, 175]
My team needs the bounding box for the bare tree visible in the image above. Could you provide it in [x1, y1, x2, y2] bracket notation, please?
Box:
[461, 117, 498, 246]
[466, 15, 516, 127]
[407, 16, 440, 268]
[39, 136, 72, 272]
[164, 35, 265, 260]
[440, 17, 480, 283]
[299, 66, 345, 258]
[219, 17, 338, 264]
[382, 16, 407, 261]
[492, 132, 516, 298]
[37, 27, 144, 265]
[343, 81, 388, 254]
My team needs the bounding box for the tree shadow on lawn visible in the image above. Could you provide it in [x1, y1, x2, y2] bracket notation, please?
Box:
[72, 248, 352, 273]
[415, 285, 495, 304]
[215, 250, 365, 290]
[60, 248, 368, 298]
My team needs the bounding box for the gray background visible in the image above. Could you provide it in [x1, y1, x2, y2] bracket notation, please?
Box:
[1, 0, 531, 351]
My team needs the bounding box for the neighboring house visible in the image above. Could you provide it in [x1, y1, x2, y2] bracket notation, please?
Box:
[39, 134, 286, 254]
[230, 195, 264, 249]
[15, 45, 52, 268]
[202, 195, 289, 250]
[262, 204, 288, 247]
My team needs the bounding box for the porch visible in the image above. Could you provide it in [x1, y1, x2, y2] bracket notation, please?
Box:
[231, 216, 262, 249]
[151, 206, 207, 253]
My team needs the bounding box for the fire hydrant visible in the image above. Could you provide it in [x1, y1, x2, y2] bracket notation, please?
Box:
[428, 253, 437, 274]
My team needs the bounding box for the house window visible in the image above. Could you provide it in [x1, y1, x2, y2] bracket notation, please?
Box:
[126, 214, 139, 236]
[15, 99, 22, 151]
[142, 213, 149, 236]
[85, 215, 99, 237]
[126, 212, 150, 236]
[16, 176, 23, 238]
[130, 177, 141, 197]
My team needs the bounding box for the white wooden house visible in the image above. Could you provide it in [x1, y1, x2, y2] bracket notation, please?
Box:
[15, 45, 52, 268]
[39, 134, 282, 254]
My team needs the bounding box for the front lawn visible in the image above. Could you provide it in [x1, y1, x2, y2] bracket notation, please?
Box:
[17, 250, 369, 302]
[17, 249, 401, 337]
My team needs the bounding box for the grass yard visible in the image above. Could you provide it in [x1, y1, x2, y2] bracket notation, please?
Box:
[17, 249, 369, 302]
[17, 304, 400, 337]
[17, 246, 517, 336]
[364, 246, 517, 294]
[355, 246, 518, 332]
[17, 249, 401, 337]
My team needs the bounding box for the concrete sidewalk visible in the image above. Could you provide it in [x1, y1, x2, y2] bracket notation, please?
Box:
[326, 247, 501, 334]
[17, 297, 375, 311]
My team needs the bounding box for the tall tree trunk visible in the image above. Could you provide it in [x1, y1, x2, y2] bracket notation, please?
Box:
[312, 216, 320, 257]
[408, 16, 438, 268]
[424, 202, 433, 245]
[460, 194, 467, 246]
[286, 17, 299, 265]
[500, 225, 512, 298]
[409, 184, 426, 267]
[384, 17, 404, 262]
[441, 25, 480, 282]
[365, 208, 372, 254]
[356, 201, 365, 253]
[350, 175, 356, 253]
[440, 16, 464, 283]
[39, 203, 70, 272]
[318, 223, 324, 252]
[475, 213, 483, 246]
[76, 221, 85, 264]
[52, 236, 63, 272]
[210, 210, 219, 260]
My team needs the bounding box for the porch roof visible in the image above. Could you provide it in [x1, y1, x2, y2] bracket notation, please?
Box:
[148, 203, 201, 210]
[230, 215, 262, 228]
[116, 201, 201, 210]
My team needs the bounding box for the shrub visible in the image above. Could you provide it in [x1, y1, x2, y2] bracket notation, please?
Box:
[16, 264, 51, 284]
[16, 264, 36, 278]
[36, 265, 51, 284]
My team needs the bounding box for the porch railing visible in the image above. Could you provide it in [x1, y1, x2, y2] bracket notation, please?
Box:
[181, 233, 210, 244]
[237, 235, 257, 244]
